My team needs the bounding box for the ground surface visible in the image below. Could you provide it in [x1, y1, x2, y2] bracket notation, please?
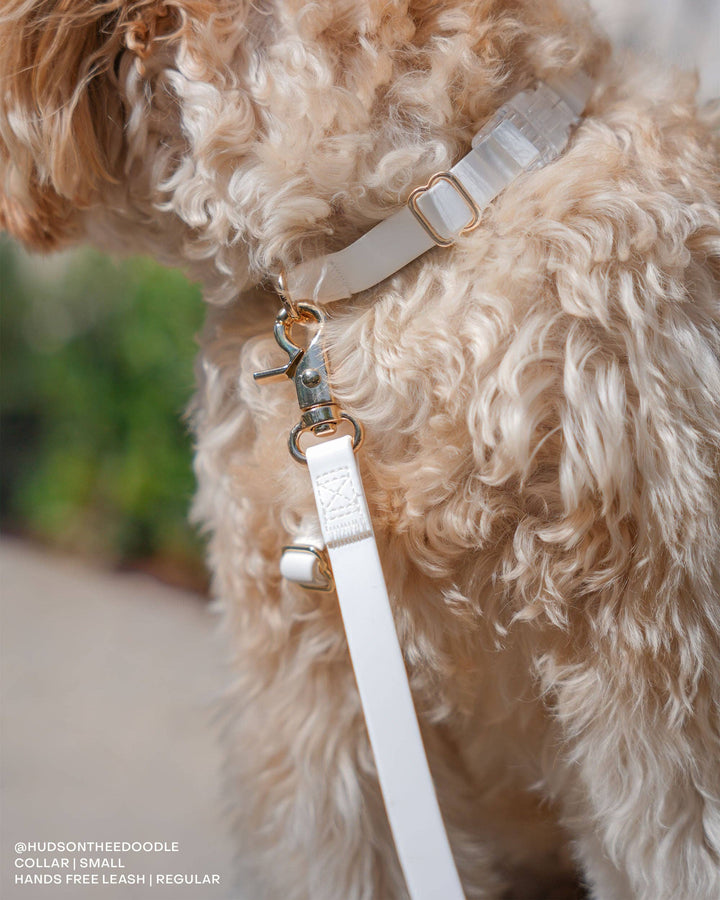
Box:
[1, 538, 238, 899]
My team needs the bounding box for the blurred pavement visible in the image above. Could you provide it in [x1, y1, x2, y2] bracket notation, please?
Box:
[0, 538, 240, 899]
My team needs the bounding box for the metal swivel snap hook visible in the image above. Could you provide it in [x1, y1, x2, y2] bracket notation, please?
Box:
[253, 302, 363, 464]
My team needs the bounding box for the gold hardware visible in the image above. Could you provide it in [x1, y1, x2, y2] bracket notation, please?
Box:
[289, 412, 363, 464]
[282, 544, 335, 592]
[253, 302, 364, 464]
[274, 267, 300, 319]
[407, 171, 481, 247]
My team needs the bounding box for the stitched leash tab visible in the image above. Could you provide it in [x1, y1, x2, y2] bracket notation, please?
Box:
[306, 436, 466, 900]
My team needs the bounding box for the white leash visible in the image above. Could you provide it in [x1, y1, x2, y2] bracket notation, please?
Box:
[306, 436, 465, 900]
[257, 69, 594, 900]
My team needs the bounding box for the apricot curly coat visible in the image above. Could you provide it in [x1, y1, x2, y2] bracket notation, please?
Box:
[2, 2, 720, 898]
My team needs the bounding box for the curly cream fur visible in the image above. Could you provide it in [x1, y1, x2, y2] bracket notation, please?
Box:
[2, 2, 720, 898]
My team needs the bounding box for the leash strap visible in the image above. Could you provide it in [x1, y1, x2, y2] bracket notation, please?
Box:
[306, 436, 466, 900]
[285, 71, 593, 304]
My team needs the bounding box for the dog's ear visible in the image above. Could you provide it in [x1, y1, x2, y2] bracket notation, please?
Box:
[0, 1, 182, 250]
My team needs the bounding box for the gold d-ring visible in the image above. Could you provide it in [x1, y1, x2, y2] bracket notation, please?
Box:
[289, 413, 364, 464]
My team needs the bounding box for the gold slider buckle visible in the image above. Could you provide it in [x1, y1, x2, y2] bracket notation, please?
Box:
[407, 171, 481, 248]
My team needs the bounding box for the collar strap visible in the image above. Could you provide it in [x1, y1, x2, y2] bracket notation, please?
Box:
[283, 70, 593, 305]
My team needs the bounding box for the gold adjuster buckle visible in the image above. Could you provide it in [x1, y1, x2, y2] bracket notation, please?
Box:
[407, 171, 481, 248]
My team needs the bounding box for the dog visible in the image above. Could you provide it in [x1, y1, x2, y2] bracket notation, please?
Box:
[2, 2, 719, 898]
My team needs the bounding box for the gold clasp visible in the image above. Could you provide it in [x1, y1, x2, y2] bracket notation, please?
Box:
[253, 302, 363, 464]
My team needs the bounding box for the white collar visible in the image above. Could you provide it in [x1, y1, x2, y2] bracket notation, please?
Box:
[281, 69, 593, 306]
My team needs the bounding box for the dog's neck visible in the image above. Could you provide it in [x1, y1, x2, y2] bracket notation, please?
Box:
[146, 4, 607, 304]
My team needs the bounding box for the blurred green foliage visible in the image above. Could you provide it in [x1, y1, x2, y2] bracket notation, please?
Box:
[1, 239, 208, 589]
